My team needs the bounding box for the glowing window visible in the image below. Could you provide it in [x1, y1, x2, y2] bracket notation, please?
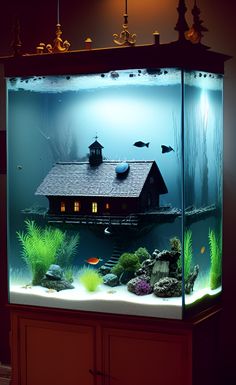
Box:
[105, 203, 110, 210]
[92, 202, 98, 213]
[60, 202, 66, 212]
[74, 201, 80, 212]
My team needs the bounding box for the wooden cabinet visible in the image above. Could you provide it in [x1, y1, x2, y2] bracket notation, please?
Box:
[18, 320, 96, 385]
[102, 328, 191, 385]
[10, 305, 220, 385]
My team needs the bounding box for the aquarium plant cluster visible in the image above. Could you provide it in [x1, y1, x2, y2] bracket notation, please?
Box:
[16, 220, 222, 297]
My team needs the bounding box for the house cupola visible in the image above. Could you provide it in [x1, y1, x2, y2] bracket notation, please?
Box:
[88, 137, 104, 166]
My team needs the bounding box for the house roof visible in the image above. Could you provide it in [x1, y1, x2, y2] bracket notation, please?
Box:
[35, 160, 167, 198]
[89, 140, 104, 149]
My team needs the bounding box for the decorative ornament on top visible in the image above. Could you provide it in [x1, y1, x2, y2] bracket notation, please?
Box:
[185, 0, 208, 44]
[113, 0, 136, 46]
[174, 0, 189, 42]
[11, 18, 22, 56]
[36, 0, 70, 54]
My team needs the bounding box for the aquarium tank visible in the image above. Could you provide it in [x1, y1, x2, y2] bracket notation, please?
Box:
[6, 66, 223, 319]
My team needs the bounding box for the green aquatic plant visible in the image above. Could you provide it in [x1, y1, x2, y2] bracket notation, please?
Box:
[118, 252, 140, 271]
[183, 229, 193, 280]
[17, 220, 65, 285]
[178, 230, 192, 280]
[64, 267, 74, 283]
[79, 268, 103, 292]
[56, 233, 80, 267]
[111, 263, 124, 278]
[134, 247, 150, 263]
[209, 229, 222, 289]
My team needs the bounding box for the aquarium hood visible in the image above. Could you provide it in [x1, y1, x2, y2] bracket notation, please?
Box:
[0, 0, 231, 80]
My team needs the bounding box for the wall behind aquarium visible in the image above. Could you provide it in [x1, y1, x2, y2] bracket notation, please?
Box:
[0, 0, 236, 381]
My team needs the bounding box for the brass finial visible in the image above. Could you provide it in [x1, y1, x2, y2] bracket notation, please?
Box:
[36, 1, 70, 54]
[185, 0, 208, 44]
[36, 24, 70, 54]
[113, 0, 136, 46]
[174, 0, 189, 42]
[11, 17, 22, 56]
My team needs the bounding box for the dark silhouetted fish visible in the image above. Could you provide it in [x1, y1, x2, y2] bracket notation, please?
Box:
[161, 145, 174, 153]
[133, 141, 150, 148]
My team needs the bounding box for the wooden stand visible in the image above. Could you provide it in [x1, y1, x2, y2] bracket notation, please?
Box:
[10, 304, 221, 385]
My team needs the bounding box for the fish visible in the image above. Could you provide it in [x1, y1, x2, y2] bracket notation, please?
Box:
[133, 141, 150, 148]
[200, 246, 206, 254]
[161, 145, 174, 153]
[86, 257, 103, 265]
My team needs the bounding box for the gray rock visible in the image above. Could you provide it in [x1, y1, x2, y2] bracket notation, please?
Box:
[103, 273, 119, 287]
[152, 249, 180, 279]
[153, 277, 182, 297]
[45, 264, 64, 280]
[135, 258, 155, 278]
[185, 265, 199, 294]
[41, 278, 74, 291]
[150, 260, 169, 286]
[98, 265, 111, 276]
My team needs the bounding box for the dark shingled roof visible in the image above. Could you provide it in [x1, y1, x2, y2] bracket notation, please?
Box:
[35, 160, 167, 198]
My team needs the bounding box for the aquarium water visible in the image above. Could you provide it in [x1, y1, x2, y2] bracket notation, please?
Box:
[7, 68, 223, 319]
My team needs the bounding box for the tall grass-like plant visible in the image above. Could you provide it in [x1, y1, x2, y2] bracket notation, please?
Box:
[56, 233, 80, 267]
[79, 268, 103, 292]
[177, 230, 192, 280]
[183, 229, 192, 280]
[209, 229, 222, 289]
[17, 220, 65, 285]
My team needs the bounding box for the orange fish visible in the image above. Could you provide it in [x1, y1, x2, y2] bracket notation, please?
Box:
[200, 246, 206, 254]
[86, 257, 103, 265]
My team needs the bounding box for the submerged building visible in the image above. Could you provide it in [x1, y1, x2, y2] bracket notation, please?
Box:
[35, 139, 168, 219]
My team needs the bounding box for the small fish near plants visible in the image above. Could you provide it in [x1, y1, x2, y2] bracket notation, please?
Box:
[17, 220, 65, 285]
[86, 257, 103, 265]
[79, 268, 103, 292]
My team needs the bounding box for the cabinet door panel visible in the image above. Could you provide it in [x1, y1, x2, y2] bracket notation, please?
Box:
[103, 328, 191, 385]
[19, 319, 96, 385]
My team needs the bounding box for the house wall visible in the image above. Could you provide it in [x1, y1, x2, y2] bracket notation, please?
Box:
[47, 196, 140, 216]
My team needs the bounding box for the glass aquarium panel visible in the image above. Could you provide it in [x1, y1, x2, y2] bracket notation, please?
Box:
[7, 68, 184, 319]
[183, 70, 223, 315]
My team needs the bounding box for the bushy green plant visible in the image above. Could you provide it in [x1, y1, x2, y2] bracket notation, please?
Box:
[79, 268, 103, 292]
[134, 247, 150, 263]
[56, 233, 80, 267]
[119, 252, 140, 271]
[111, 263, 124, 277]
[209, 229, 222, 289]
[17, 220, 65, 285]
[111, 252, 141, 278]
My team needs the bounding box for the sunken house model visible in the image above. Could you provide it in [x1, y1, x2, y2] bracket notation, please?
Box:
[35, 139, 168, 225]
